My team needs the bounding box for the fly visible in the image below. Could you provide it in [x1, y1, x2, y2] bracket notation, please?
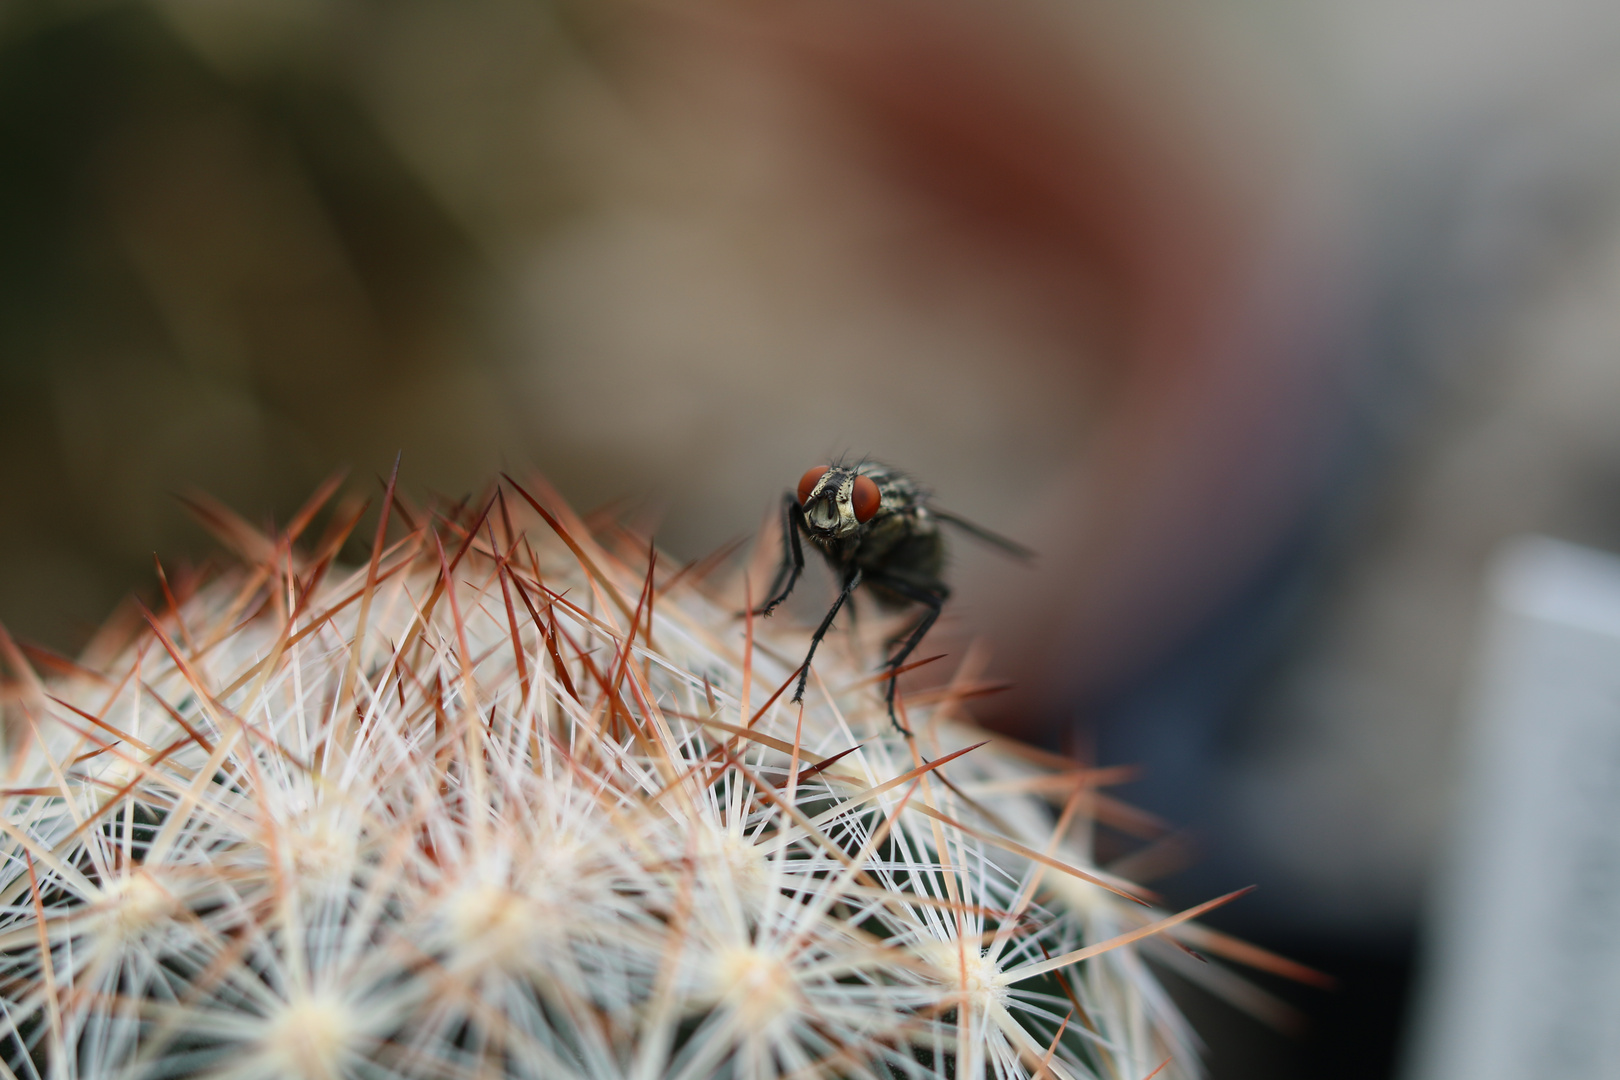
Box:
[755, 461, 1033, 736]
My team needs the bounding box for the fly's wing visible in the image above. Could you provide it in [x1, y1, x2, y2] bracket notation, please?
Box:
[932, 509, 1036, 562]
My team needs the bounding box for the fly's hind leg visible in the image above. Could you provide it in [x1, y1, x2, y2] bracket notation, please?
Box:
[864, 572, 949, 736]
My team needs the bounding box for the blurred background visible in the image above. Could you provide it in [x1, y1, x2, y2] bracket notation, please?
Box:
[7, 0, 1620, 1075]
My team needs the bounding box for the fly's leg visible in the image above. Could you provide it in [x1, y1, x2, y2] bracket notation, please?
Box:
[755, 491, 807, 616]
[864, 572, 949, 736]
[792, 567, 862, 705]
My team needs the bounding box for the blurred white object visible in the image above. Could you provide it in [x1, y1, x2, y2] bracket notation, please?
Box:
[1405, 536, 1620, 1080]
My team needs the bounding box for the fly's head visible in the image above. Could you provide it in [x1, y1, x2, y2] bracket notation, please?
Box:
[796, 464, 882, 539]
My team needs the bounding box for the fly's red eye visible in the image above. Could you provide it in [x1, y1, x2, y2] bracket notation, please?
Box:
[797, 466, 830, 505]
[851, 475, 881, 522]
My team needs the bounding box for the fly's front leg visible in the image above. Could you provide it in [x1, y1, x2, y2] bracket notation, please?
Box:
[792, 566, 862, 705]
[755, 491, 807, 616]
[865, 572, 949, 736]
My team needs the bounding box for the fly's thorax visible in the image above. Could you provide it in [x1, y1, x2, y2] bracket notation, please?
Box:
[864, 465, 923, 511]
[853, 506, 943, 574]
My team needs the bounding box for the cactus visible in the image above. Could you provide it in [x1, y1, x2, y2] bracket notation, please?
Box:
[0, 470, 1282, 1079]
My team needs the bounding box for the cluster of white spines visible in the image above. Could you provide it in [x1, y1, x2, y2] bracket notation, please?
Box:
[0, 479, 1226, 1080]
